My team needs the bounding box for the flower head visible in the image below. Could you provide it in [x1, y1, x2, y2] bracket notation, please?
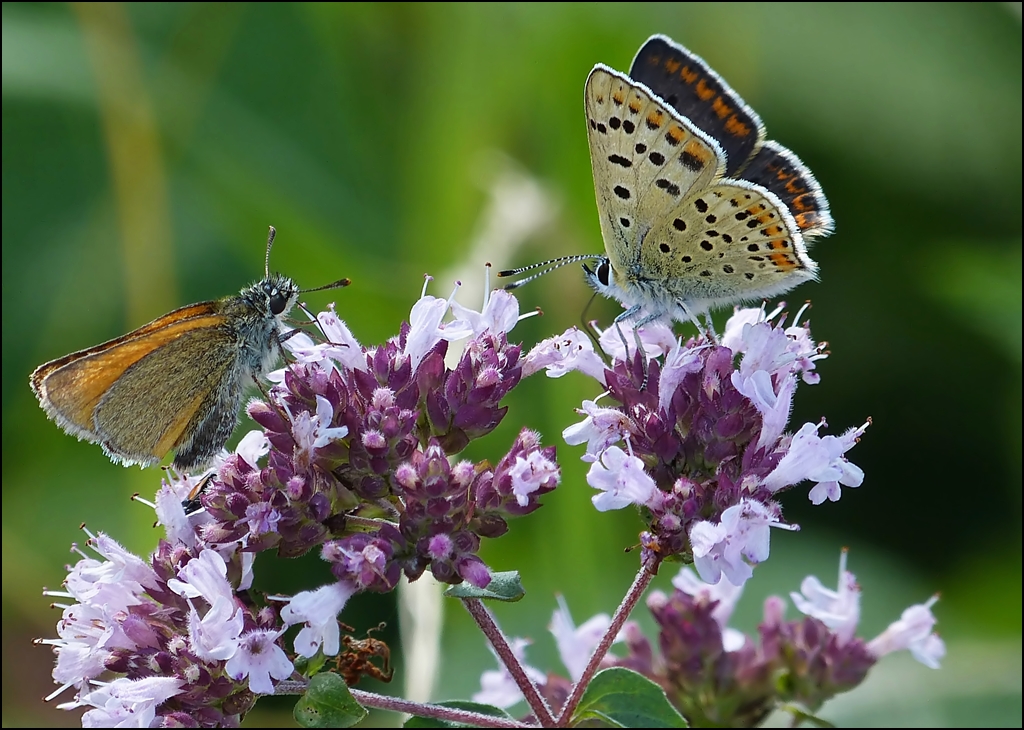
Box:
[538, 304, 866, 585]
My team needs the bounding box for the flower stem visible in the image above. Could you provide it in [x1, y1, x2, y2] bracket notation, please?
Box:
[344, 514, 396, 532]
[350, 687, 529, 728]
[555, 556, 660, 727]
[276, 680, 530, 728]
[462, 597, 556, 726]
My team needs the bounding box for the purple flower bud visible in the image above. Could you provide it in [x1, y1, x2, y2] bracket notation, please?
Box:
[427, 533, 454, 560]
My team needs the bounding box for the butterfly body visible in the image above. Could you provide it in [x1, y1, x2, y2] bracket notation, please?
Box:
[31, 255, 304, 470]
[580, 35, 833, 327]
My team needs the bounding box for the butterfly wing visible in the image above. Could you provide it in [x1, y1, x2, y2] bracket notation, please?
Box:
[631, 36, 832, 241]
[585, 65, 725, 285]
[629, 35, 765, 178]
[639, 178, 816, 311]
[737, 141, 834, 239]
[31, 302, 239, 467]
[93, 323, 241, 468]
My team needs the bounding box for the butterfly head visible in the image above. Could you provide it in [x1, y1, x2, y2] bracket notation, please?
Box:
[581, 256, 615, 297]
[239, 272, 300, 322]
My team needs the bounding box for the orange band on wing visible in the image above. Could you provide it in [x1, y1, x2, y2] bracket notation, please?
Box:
[154, 391, 208, 458]
[35, 313, 227, 430]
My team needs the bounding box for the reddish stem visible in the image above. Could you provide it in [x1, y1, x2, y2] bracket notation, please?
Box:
[555, 556, 660, 726]
[462, 597, 556, 726]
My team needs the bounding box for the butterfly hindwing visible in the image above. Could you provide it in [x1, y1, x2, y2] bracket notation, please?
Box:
[737, 141, 834, 239]
[641, 179, 815, 310]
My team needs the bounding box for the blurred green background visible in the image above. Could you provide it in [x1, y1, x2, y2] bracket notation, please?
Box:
[3, 3, 1020, 727]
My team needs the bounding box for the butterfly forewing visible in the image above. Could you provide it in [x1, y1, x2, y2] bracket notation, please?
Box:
[629, 35, 765, 178]
[586, 66, 725, 276]
[31, 305, 227, 441]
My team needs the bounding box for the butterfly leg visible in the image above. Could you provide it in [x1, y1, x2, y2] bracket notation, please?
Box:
[677, 301, 719, 345]
[612, 305, 644, 356]
[615, 306, 661, 389]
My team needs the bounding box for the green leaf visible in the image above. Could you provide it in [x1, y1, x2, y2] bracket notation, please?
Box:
[572, 667, 688, 728]
[444, 570, 525, 602]
[294, 646, 329, 678]
[404, 700, 516, 728]
[293, 672, 367, 728]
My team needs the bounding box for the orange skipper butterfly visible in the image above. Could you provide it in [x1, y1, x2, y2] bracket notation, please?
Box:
[30, 227, 348, 470]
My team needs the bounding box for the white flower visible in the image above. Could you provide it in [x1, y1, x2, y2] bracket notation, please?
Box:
[586, 444, 657, 512]
[70, 676, 183, 728]
[762, 420, 869, 501]
[236, 430, 270, 467]
[690, 499, 792, 587]
[188, 596, 243, 662]
[597, 320, 677, 363]
[562, 399, 632, 462]
[549, 595, 619, 682]
[784, 305, 826, 385]
[43, 535, 161, 694]
[450, 288, 520, 337]
[66, 534, 160, 604]
[167, 548, 234, 606]
[279, 304, 368, 373]
[153, 481, 206, 548]
[657, 341, 705, 415]
[507, 450, 561, 506]
[316, 305, 369, 371]
[731, 369, 797, 450]
[225, 630, 294, 695]
[404, 290, 473, 370]
[867, 595, 945, 669]
[789, 549, 861, 645]
[723, 304, 825, 385]
[150, 467, 220, 546]
[472, 637, 546, 709]
[281, 581, 357, 657]
[50, 603, 127, 687]
[521, 327, 607, 382]
[292, 395, 349, 454]
[721, 305, 777, 351]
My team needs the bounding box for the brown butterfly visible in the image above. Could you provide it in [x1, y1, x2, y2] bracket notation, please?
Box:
[30, 227, 348, 470]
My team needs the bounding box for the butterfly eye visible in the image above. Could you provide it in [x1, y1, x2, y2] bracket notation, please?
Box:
[266, 285, 289, 315]
[596, 260, 611, 287]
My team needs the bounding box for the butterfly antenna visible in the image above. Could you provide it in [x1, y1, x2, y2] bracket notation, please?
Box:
[265, 225, 277, 279]
[497, 254, 604, 290]
[299, 278, 351, 294]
